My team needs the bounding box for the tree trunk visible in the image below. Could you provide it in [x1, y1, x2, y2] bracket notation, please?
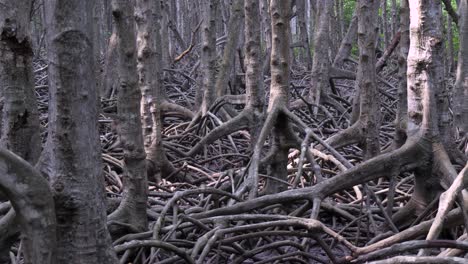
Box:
[392, 0, 451, 226]
[107, 0, 148, 234]
[454, 0, 468, 137]
[447, 15, 455, 73]
[215, 0, 244, 98]
[259, 0, 292, 195]
[393, 0, 409, 149]
[160, 1, 170, 69]
[200, 0, 218, 115]
[101, 28, 118, 99]
[333, 7, 358, 67]
[41, 0, 117, 262]
[356, 0, 381, 159]
[260, 0, 272, 75]
[308, 0, 333, 109]
[0, 0, 41, 163]
[0, 149, 57, 264]
[382, 0, 389, 47]
[135, 0, 173, 182]
[391, 0, 398, 37]
[0, 0, 42, 259]
[296, 0, 312, 69]
[244, 0, 265, 146]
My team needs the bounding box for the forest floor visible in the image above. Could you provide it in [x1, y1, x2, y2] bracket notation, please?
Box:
[31, 55, 467, 263]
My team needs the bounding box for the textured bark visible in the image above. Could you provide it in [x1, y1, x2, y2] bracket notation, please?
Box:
[160, 1, 170, 69]
[406, 0, 443, 138]
[135, 0, 173, 181]
[108, 0, 148, 233]
[0, 149, 57, 264]
[393, 0, 409, 149]
[296, 0, 312, 69]
[0, 0, 41, 257]
[215, 0, 244, 98]
[244, 0, 265, 146]
[41, 0, 117, 262]
[168, 0, 179, 59]
[454, 0, 468, 136]
[447, 15, 455, 73]
[391, 0, 450, 226]
[260, 0, 272, 75]
[262, 0, 292, 195]
[0, 0, 41, 163]
[200, 0, 218, 115]
[308, 0, 333, 109]
[355, 0, 381, 158]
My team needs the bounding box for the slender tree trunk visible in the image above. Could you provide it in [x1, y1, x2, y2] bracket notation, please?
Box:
[333, 7, 358, 67]
[454, 0, 468, 137]
[382, 0, 389, 47]
[215, 0, 244, 98]
[391, 0, 398, 37]
[308, 0, 316, 49]
[108, 0, 148, 234]
[41, 0, 117, 262]
[260, 0, 272, 75]
[297, 0, 312, 69]
[308, 0, 333, 109]
[160, 1, 170, 69]
[338, 0, 345, 39]
[200, 0, 218, 115]
[244, 0, 265, 148]
[101, 28, 118, 99]
[135, 0, 173, 182]
[447, 15, 455, 73]
[393, 0, 409, 149]
[356, 0, 381, 158]
[169, 0, 178, 59]
[329, 1, 340, 56]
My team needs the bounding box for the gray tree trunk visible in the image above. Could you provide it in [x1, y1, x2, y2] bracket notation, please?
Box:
[262, 0, 292, 195]
[107, 0, 148, 234]
[0, 149, 57, 264]
[297, 0, 312, 69]
[333, 7, 358, 67]
[0, 1, 43, 260]
[215, 0, 244, 98]
[40, 0, 117, 262]
[200, 0, 218, 115]
[454, 0, 468, 137]
[393, 0, 409, 149]
[136, 0, 173, 182]
[244, 0, 265, 147]
[101, 28, 118, 99]
[0, 0, 41, 163]
[308, 0, 333, 109]
[260, 0, 272, 75]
